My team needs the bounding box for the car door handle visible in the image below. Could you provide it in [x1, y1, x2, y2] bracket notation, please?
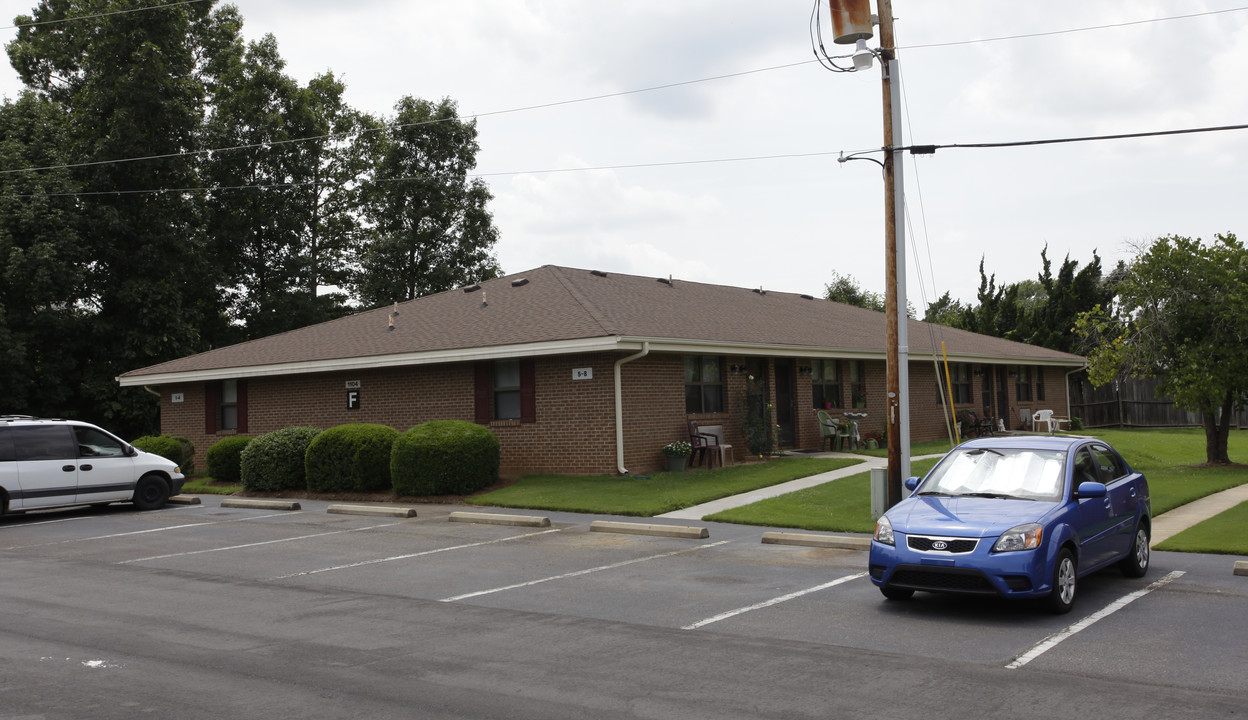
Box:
[62, 465, 76, 472]
[79, 464, 93, 471]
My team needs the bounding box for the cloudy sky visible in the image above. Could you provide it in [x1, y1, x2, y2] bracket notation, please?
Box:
[4, 1, 1247, 307]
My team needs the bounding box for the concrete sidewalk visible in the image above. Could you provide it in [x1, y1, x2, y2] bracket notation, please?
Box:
[657, 452, 946, 521]
[658, 452, 1248, 549]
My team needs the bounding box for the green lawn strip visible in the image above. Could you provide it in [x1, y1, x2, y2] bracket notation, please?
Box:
[1155, 500, 1248, 555]
[1064, 428, 1248, 515]
[705, 458, 942, 532]
[466, 458, 862, 516]
[180, 476, 242, 495]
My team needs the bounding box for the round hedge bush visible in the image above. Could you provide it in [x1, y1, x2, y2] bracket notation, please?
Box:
[240, 427, 322, 492]
[171, 435, 196, 476]
[206, 435, 253, 484]
[131, 435, 183, 465]
[391, 420, 500, 496]
[305, 423, 399, 493]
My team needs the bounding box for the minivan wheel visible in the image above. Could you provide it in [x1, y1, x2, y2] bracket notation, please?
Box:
[1119, 525, 1150, 578]
[132, 474, 170, 511]
[1047, 549, 1077, 615]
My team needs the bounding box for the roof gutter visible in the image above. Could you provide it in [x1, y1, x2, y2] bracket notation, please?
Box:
[614, 342, 650, 475]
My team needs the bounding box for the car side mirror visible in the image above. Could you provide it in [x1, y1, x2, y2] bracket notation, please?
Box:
[125, 445, 138, 457]
[904, 476, 921, 491]
[1075, 481, 1107, 499]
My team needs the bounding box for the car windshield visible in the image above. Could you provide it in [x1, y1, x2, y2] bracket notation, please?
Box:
[918, 447, 1067, 502]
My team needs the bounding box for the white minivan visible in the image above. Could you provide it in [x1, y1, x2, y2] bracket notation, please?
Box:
[0, 416, 185, 516]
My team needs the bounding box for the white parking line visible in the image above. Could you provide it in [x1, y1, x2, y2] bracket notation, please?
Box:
[269, 528, 564, 580]
[1, 512, 299, 550]
[682, 571, 868, 630]
[1006, 570, 1186, 669]
[441, 540, 733, 602]
[118, 522, 407, 564]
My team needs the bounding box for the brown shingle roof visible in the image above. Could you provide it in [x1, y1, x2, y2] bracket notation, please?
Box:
[119, 265, 1082, 383]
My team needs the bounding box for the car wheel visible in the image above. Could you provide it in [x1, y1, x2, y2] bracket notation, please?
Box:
[132, 474, 170, 511]
[1047, 548, 1077, 615]
[881, 586, 914, 601]
[1119, 524, 1150, 578]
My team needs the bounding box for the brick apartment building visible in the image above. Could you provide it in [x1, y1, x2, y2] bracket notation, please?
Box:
[118, 266, 1084, 476]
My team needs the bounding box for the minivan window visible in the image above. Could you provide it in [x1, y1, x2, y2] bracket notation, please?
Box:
[73, 426, 126, 457]
[0, 427, 14, 462]
[11, 425, 78, 461]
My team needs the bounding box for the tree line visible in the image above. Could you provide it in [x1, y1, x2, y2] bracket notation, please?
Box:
[0, 1, 501, 437]
[828, 238, 1246, 464]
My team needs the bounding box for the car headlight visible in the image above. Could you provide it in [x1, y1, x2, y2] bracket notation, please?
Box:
[873, 516, 895, 546]
[993, 523, 1043, 552]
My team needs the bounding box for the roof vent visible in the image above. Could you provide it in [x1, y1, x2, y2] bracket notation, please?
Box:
[800, 294, 814, 300]
[462, 284, 481, 293]
[511, 277, 529, 287]
[657, 276, 672, 285]
[590, 270, 608, 278]
[752, 286, 766, 295]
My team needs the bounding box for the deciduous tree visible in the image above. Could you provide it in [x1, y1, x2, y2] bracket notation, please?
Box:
[1075, 234, 1248, 464]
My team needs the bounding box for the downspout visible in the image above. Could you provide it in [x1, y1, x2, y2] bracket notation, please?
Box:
[615, 342, 650, 475]
[142, 386, 162, 398]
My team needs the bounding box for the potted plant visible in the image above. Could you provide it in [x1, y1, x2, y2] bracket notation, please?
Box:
[662, 440, 692, 472]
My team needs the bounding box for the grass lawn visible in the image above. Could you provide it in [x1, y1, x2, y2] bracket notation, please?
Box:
[1155, 500, 1248, 555]
[466, 457, 863, 516]
[711, 428, 1248, 552]
[704, 459, 941, 533]
[180, 476, 242, 495]
[1065, 428, 1248, 515]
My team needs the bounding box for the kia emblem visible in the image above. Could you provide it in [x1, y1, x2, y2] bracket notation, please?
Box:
[932, 540, 949, 551]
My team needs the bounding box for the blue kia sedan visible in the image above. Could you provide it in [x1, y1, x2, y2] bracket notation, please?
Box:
[869, 435, 1151, 614]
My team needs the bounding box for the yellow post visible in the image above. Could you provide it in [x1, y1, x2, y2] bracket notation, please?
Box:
[942, 342, 959, 444]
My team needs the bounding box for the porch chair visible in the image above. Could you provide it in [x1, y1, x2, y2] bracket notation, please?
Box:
[815, 410, 851, 451]
[1018, 407, 1032, 431]
[687, 420, 723, 468]
[1032, 409, 1067, 433]
[698, 424, 734, 467]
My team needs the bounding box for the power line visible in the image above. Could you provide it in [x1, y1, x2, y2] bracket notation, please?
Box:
[896, 6, 1248, 51]
[0, 149, 853, 200]
[2, 0, 213, 31]
[3, 4, 1245, 178]
[900, 123, 1248, 155]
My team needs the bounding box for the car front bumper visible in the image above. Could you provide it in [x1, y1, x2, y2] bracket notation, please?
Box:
[869, 534, 1054, 599]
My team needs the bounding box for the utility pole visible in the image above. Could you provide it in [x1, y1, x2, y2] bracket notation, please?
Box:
[878, 0, 911, 507]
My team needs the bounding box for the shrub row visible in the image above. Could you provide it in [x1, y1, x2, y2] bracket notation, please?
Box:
[206, 420, 499, 497]
[131, 434, 196, 476]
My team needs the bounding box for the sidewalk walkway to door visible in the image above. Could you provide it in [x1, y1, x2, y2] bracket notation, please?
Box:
[658, 452, 946, 521]
[657, 451, 1248, 549]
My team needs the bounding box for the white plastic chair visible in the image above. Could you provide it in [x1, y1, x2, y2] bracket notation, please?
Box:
[1033, 409, 1056, 433]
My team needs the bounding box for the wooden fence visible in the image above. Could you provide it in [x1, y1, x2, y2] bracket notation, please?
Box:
[1068, 375, 1248, 428]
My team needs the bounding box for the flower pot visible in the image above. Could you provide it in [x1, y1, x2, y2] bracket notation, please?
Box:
[666, 455, 687, 472]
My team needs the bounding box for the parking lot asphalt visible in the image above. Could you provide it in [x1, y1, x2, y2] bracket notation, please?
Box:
[2, 497, 1245, 718]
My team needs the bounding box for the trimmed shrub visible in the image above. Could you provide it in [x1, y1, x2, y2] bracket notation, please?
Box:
[391, 420, 500, 496]
[131, 435, 183, 465]
[305, 423, 399, 493]
[240, 427, 322, 492]
[206, 435, 253, 485]
[171, 436, 196, 476]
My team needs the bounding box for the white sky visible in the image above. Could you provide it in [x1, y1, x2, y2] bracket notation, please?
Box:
[4, 0, 1247, 306]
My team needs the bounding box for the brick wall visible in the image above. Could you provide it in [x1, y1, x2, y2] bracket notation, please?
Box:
[156, 353, 1073, 479]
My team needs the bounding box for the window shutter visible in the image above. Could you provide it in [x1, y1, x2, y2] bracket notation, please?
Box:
[520, 359, 536, 423]
[474, 362, 491, 424]
[205, 382, 219, 434]
[237, 380, 249, 433]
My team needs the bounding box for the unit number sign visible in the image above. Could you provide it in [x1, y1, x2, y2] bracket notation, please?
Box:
[573, 368, 593, 381]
